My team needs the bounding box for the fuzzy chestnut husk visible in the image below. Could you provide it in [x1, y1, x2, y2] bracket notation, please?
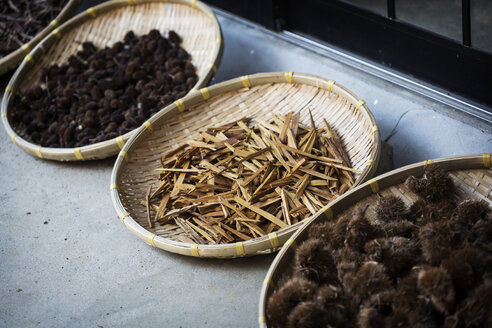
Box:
[315, 284, 351, 327]
[417, 267, 456, 315]
[345, 261, 392, 305]
[267, 277, 317, 328]
[357, 290, 395, 328]
[286, 301, 329, 328]
[405, 164, 454, 203]
[293, 239, 338, 285]
[376, 196, 409, 222]
[365, 236, 421, 278]
[345, 206, 382, 251]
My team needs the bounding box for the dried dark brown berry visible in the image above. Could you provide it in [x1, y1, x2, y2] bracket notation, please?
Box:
[11, 29, 197, 147]
[168, 30, 182, 44]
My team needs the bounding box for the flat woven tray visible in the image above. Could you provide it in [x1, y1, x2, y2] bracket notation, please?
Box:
[1, 0, 223, 161]
[111, 72, 381, 258]
[0, 0, 81, 76]
[257, 153, 492, 327]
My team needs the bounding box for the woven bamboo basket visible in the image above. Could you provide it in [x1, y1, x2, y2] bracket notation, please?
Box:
[1, 0, 223, 161]
[110, 72, 381, 258]
[257, 153, 492, 327]
[0, 0, 81, 76]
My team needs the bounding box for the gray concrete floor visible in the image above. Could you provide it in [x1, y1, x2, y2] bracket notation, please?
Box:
[1, 4, 491, 328]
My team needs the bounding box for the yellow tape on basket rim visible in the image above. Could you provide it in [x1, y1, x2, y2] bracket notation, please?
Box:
[216, 37, 222, 44]
[24, 55, 35, 65]
[110, 183, 118, 190]
[191, 0, 197, 9]
[241, 75, 251, 88]
[87, 7, 97, 18]
[6, 85, 14, 93]
[147, 233, 156, 247]
[21, 44, 31, 54]
[52, 28, 61, 39]
[323, 205, 333, 220]
[200, 87, 210, 100]
[74, 148, 84, 160]
[356, 99, 365, 111]
[368, 178, 379, 193]
[1, 112, 6, 118]
[424, 160, 433, 166]
[190, 244, 200, 257]
[209, 63, 217, 73]
[35, 146, 43, 159]
[119, 211, 129, 222]
[268, 232, 280, 248]
[366, 159, 376, 174]
[119, 150, 129, 162]
[483, 153, 491, 168]
[284, 72, 294, 83]
[285, 238, 296, 250]
[126, 0, 135, 5]
[327, 80, 335, 92]
[175, 99, 185, 112]
[235, 242, 245, 256]
[10, 133, 17, 144]
[259, 316, 266, 323]
[49, 19, 59, 27]
[116, 136, 125, 149]
[372, 125, 379, 134]
[263, 278, 273, 289]
[143, 121, 153, 133]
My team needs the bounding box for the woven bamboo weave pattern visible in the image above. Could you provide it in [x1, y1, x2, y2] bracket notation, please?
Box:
[112, 72, 381, 258]
[2, 0, 223, 161]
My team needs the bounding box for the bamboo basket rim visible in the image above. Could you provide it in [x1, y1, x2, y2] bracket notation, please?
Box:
[110, 71, 382, 259]
[1, 0, 224, 161]
[0, 0, 82, 76]
[257, 153, 492, 327]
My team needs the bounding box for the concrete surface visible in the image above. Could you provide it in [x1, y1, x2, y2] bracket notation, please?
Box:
[1, 4, 491, 328]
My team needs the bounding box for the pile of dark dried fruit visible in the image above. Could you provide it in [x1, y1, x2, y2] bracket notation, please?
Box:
[11, 29, 197, 148]
[0, 0, 68, 58]
[267, 164, 492, 328]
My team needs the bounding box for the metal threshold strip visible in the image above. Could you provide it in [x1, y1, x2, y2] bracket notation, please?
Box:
[214, 8, 492, 125]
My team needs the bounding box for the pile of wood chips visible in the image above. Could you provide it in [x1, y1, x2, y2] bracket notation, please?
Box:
[144, 111, 359, 244]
